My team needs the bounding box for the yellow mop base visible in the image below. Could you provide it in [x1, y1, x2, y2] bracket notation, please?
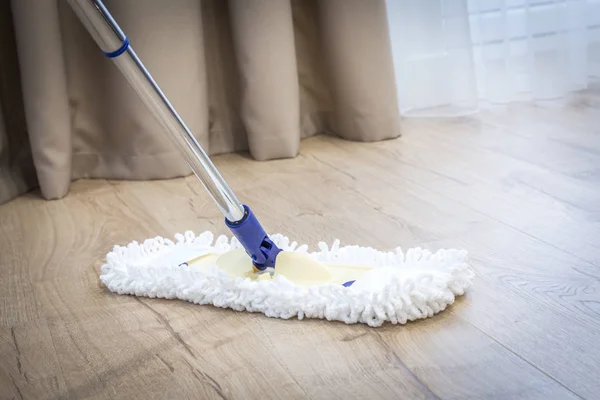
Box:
[182, 249, 371, 287]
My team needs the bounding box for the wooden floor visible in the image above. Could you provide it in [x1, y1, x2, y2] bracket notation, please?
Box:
[1, 90, 600, 400]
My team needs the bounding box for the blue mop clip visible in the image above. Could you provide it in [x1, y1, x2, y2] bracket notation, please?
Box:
[225, 205, 282, 271]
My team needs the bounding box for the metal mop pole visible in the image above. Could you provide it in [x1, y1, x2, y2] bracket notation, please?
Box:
[67, 0, 282, 269]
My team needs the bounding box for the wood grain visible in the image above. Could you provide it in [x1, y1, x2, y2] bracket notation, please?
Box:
[1, 90, 599, 399]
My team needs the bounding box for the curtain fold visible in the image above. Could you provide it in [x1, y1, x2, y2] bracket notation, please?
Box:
[318, 0, 402, 141]
[0, 0, 38, 204]
[0, 0, 402, 205]
[11, 0, 73, 201]
[228, 0, 301, 161]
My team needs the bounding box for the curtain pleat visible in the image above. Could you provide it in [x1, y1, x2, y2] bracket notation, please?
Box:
[201, 0, 248, 155]
[318, 0, 401, 142]
[0, 0, 37, 205]
[1, 0, 401, 205]
[229, 0, 301, 161]
[11, 0, 72, 200]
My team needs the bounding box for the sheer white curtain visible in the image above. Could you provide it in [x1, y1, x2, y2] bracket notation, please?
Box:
[386, 0, 600, 116]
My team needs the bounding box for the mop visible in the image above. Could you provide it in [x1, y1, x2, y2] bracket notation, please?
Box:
[69, 0, 474, 327]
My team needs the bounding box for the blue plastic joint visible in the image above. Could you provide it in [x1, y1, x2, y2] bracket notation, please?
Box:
[225, 205, 282, 271]
[103, 37, 130, 58]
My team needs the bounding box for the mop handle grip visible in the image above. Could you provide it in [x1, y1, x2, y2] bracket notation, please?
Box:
[66, 0, 246, 223]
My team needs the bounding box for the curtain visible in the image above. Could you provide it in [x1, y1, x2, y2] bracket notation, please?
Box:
[0, 1, 38, 205]
[386, 0, 600, 116]
[0, 0, 401, 205]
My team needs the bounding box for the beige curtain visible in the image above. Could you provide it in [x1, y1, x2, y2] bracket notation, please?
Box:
[0, 0, 401, 205]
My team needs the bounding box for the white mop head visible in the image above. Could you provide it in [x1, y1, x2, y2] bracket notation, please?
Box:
[100, 231, 474, 327]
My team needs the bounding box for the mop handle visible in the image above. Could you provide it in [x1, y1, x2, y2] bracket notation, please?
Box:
[67, 0, 245, 223]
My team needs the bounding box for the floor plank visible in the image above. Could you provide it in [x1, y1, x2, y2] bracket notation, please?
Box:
[0, 321, 69, 400]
